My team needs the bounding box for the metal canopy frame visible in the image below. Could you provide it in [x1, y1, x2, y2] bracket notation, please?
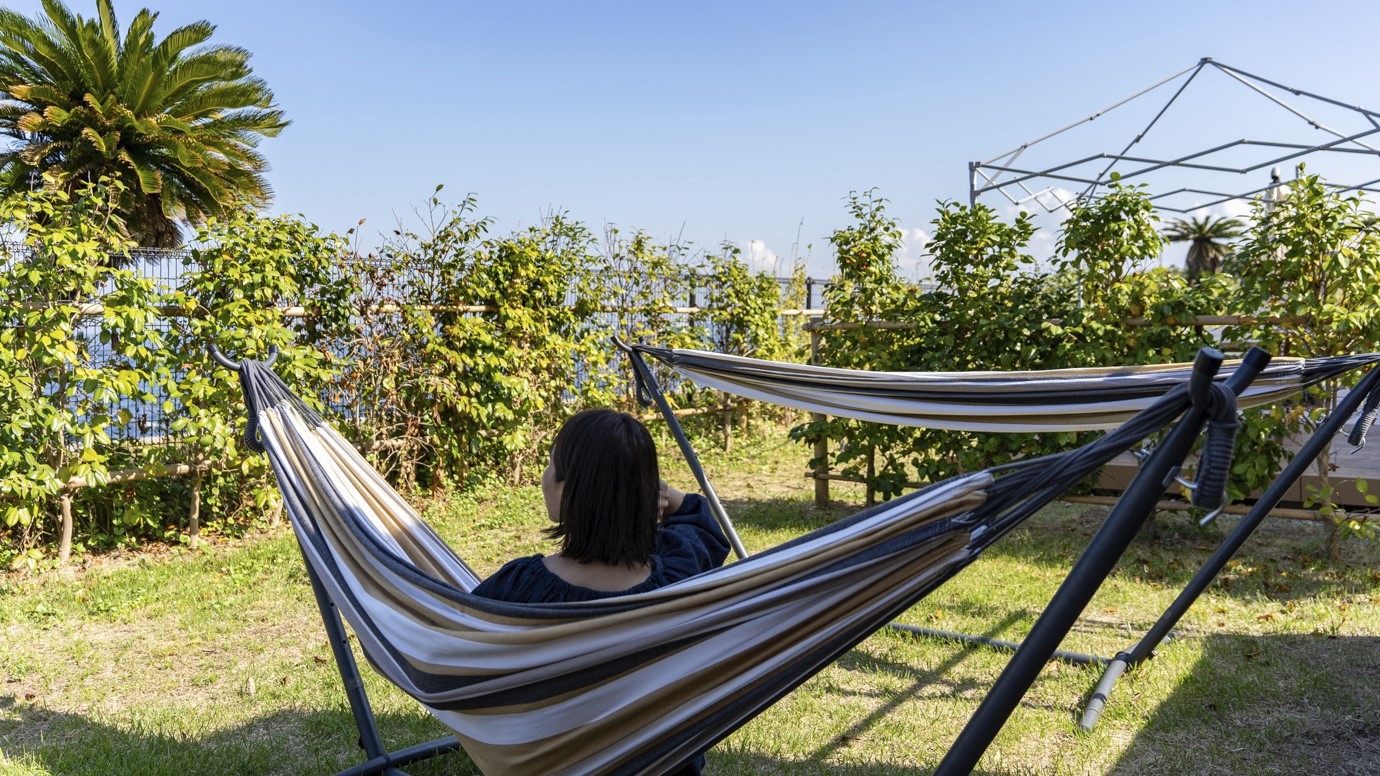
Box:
[970, 57, 1380, 215]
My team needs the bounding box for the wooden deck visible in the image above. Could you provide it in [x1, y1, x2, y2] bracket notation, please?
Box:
[1097, 426, 1380, 514]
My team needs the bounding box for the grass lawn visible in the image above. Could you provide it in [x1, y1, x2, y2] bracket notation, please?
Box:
[1, 429, 1378, 775]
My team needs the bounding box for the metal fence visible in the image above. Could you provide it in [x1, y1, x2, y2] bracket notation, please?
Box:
[8, 243, 824, 460]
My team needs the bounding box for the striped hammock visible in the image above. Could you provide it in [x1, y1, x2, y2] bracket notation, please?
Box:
[235, 357, 1211, 776]
[633, 346, 1380, 431]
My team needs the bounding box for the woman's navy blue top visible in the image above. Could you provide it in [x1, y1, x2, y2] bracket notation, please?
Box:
[471, 494, 730, 603]
[471, 494, 730, 775]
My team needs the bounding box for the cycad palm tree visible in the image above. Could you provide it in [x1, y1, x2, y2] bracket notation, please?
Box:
[1164, 215, 1245, 283]
[0, 0, 288, 247]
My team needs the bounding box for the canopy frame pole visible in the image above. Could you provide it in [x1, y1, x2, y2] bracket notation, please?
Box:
[935, 346, 1269, 776]
[1079, 363, 1380, 731]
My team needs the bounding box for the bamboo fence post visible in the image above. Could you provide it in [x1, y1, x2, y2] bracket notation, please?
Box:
[810, 327, 830, 508]
[866, 447, 876, 507]
[722, 392, 733, 453]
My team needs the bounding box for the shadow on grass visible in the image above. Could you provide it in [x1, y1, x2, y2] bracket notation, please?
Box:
[0, 693, 961, 776]
[0, 698, 477, 776]
[7, 636, 1373, 775]
[714, 632, 1380, 775]
[808, 612, 1028, 765]
[1110, 632, 1380, 776]
[941, 502, 1378, 606]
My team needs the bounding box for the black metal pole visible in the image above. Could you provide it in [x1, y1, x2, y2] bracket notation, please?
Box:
[934, 347, 1269, 776]
[616, 338, 750, 560]
[303, 548, 464, 776]
[1078, 364, 1380, 731]
[302, 558, 406, 775]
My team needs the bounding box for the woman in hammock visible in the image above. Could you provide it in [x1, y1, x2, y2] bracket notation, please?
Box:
[473, 408, 731, 772]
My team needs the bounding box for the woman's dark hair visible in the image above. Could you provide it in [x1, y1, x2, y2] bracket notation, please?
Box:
[545, 409, 660, 567]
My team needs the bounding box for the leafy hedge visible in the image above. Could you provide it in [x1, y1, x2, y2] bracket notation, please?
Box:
[801, 177, 1380, 552]
[5, 170, 1378, 567]
[0, 183, 804, 566]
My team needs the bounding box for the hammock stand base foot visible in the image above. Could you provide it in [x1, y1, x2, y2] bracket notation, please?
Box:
[332, 736, 465, 776]
[935, 347, 1268, 776]
[1077, 358, 1380, 733]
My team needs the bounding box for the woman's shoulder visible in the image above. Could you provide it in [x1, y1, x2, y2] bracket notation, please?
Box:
[470, 555, 551, 601]
[473, 554, 662, 603]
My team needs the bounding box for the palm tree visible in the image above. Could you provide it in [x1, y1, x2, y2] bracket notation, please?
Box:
[1163, 215, 1245, 283]
[0, 0, 288, 247]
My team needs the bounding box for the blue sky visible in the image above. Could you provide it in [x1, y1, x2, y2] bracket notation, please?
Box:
[8, 0, 1380, 278]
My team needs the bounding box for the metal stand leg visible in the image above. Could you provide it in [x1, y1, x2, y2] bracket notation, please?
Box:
[934, 347, 1269, 775]
[1079, 365, 1380, 731]
[619, 339, 750, 559]
[303, 555, 462, 776]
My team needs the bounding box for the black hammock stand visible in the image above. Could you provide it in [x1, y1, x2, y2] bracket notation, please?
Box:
[616, 338, 1380, 775]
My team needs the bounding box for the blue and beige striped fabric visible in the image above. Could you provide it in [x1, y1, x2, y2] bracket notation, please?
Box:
[637, 347, 1380, 432]
[244, 361, 992, 774]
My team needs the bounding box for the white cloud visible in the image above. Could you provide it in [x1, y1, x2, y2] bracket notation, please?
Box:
[1029, 229, 1059, 267]
[896, 227, 932, 280]
[1220, 198, 1254, 221]
[743, 238, 779, 274]
[1002, 194, 1074, 269]
[1000, 186, 1077, 217]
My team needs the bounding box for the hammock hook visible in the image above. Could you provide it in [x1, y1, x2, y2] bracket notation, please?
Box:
[610, 336, 655, 407]
[208, 343, 279, 372]
[1197, 505, 1226, 527]
[1170, 372, 1244, 510]
[1345, 376, 1380, 452]
[206, 344, 278, 453]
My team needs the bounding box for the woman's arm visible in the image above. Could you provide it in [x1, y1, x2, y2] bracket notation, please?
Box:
[658, 479, 686, 518]
[656, 493, 731, 577]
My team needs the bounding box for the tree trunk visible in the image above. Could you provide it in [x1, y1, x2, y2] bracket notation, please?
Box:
[189, 470, 202, 548]
[813, 417, 830, 508]
[1316, 386, 1342, 561]
[58, 493, 73, 564]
